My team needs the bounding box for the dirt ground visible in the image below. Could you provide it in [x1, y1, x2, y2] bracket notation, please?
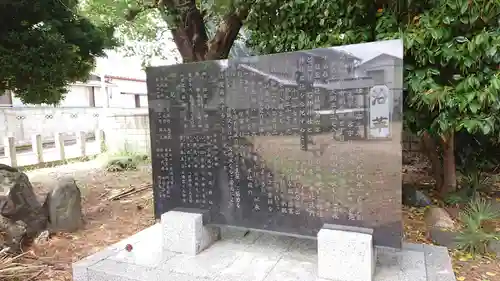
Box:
[21, 160, 155, 281]
[9, 158, 500, 281]
[402, 167, 500, 281]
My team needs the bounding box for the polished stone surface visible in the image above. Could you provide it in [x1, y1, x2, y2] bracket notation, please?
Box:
[146, 40, 404, 248]
[73, 223, 456, 281]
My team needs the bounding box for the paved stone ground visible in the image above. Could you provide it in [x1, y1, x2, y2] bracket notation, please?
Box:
[73, 224, 456, 281]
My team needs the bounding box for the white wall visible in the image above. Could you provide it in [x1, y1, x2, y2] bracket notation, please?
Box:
[12, 85, 92, 107]
[106, 78, 149, 108]
[11, 81, 149, 109]
[104, 113, 150, 154]
[61, 86, 92, 107]
[0, 107, 148, 147]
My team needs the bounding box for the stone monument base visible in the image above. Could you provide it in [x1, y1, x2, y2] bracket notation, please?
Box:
[73, 210, 456, 281]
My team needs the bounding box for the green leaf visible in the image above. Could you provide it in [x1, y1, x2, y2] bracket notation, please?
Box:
[466, 92, 476, 102]
[481, 123, 492, 135]
[463, 119, 480, 133]
[469, 102, 480, 114]
[492, 78, 500, 91]
[460, 0, 469, 14]
[487, 46, 497, 58]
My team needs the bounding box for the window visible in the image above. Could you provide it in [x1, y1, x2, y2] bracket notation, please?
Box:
[134, 94, 141, 108]
[88, 87, 96, 107]
[0, 91, 13, 106]
[366, 70, 385, 85]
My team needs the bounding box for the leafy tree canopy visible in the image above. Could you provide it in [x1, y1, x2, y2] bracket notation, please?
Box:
[0, 0, 116, 105]
[80, 0, 500, 194]
[247, 0, 500, 193]
[79, 0, 252, 65]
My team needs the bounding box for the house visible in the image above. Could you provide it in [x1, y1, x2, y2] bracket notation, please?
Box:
[0, 51, 151, 108]
[355, 53, 404, 121]
[0, 74, 148, 108]
[232, 47, 361, 84]
[355, 53, 403, 90]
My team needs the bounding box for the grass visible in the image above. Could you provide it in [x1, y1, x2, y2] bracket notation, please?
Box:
[98, 149, 150, 172]
[455, 198, 500, 255]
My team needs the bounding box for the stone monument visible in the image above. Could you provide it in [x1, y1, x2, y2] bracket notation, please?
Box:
[73, 39, 456, 281]
[149, 40, 401, 279]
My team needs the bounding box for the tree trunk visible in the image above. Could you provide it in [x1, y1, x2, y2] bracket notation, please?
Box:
[167, 1, 209, 63]
[421, 131, 443, 188]
[166, 2, 249, 63]
[441, 132, 457, 195]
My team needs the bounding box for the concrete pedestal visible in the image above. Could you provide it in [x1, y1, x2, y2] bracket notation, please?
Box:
[318, 225, 376, 281]
[161, 210, 220, 255]
[72, 212, 457, 281]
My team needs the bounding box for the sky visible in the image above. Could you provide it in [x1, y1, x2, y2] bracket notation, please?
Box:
[94, 49, 179, 79]
[93, 39, 403, 79]
[333, 39, 403, 62]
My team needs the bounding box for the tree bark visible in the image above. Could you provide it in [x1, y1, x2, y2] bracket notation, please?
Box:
[206, 7, 250, 60]
[441, 132, 457, 195]
[126, 0, 249, 62]
[164, 0, 209, 62]
[165, 1, 249, 62]
[421, 131, 443, 188]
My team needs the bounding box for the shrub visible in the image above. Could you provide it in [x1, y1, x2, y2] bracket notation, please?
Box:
[455, 198, 500, 255]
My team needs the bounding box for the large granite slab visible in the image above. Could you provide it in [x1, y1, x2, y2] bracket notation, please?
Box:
[73, 223, 456, 281]
[147, 40, 404, 248]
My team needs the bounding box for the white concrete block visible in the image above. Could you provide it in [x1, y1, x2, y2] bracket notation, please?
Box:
[317, 225, 375, 281]
[161, 210, 220, 255]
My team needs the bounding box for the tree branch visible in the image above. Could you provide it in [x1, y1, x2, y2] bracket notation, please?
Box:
[161, 0, 209, 62]
[125, 3, 157, 21]
[206, 4, 250, 60]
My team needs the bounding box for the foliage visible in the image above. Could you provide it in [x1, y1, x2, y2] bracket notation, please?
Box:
[102, 148, 150, 172]
[79, 0, 252, 65]
[443, 189, 471, 206]
[0, 0, 116, 105]
[247, 0, 500, 194]
[456, 198, 500, 255]
[79, 0, 500, 192]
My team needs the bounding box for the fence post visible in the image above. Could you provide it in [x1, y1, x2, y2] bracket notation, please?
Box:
[4, 136, 16, 167]
[95, 129, 106, 153]
[54, 133, 65, 160]
[31, 134, 43, 164]
[76, 131, 86, 157]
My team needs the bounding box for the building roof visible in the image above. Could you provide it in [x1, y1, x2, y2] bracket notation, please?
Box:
[300, 48, 362, 62]
[358, 53, 403, 67]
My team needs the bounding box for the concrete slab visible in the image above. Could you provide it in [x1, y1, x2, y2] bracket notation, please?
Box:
[73, 223, 457, 281]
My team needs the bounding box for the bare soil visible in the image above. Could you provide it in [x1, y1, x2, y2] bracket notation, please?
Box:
[20, 160, 155, 281]
[402, 165, 500, 281]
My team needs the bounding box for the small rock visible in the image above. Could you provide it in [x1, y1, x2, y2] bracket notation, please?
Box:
[487, 239, 500, 256]
[402, 184, 432, 207]
[424, 207, 455, 229]
[0, 217, 27, 253]
[0, 164, 48, 252]
[444, 207, 460, 221]
[34, 230, 50, 245]
[428, 227, 459, 249]
[45, 176, 83, 232]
